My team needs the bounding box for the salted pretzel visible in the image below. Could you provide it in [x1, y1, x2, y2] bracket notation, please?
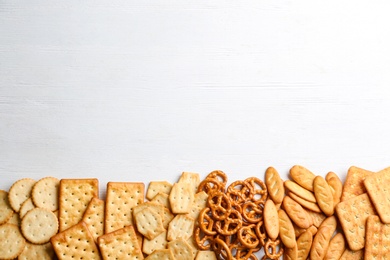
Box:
[215, 209, 243, 236]
[255, 220, 267, 247]
[237, 224, 260, 249]
[194, 226, 215, 250]
[244, 177, 268, 205]
[206, 170, 228, 188]
[208, 191, 232, 220]
[227, 180, 254, 204]
[198, 178, 224, 194]
[213, 238, 233, 260]
[263, 239, 283, 260]
[199, 207, 217, 236]
[242, 201, 263, 224]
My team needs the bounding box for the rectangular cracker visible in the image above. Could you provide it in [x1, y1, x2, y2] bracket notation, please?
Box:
[169, 182, 194, 214]
[341, 166, 373, 202]
[98, 225, 144, 260]
[335, 193, 376, 250]
[82, 197, 105, 243]
[105, 182, 144, 233]
[364, 215, 390, 259]
[364, 167, 390, 223]
[178, 172, 200, 194]
[51, 221, 102, 260]
[58, 178, 99, 232]
[339, 248, 364, 260]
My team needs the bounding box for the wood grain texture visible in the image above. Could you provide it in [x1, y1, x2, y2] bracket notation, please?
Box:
[1, 0, 390, 203]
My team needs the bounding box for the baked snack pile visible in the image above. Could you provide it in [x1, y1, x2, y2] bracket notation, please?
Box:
[0, 165, 390, 259]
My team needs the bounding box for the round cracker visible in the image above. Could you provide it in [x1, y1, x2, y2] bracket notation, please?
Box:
[0, 223, 26, 259]
[21, 208, 59, 244]
[0, 190, 14, 225]
[19, 198, 36, 219]
[18, 241, 55, 260]
[31, 177, 60, 211]
[8, 178, 36, 212]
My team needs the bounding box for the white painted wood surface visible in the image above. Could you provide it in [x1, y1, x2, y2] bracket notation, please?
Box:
[1, 0, 390, 201]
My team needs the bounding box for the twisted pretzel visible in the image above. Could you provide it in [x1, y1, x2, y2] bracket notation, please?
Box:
[206, 170, 228, 188]
[227, 180, 254, 205]
[242, 201, 263, 224]
[199, 207, 217, 236]
[244, 177, 268, 205]
[237, 224, 260, 249]
[194, 226, 215, 250]
[264, 239, 284, 260]
[198, 178, 224, 194]
[215, 209, 242, 236]
[255, 220, 267, 247]
[208, 191, 232, 220]
[213, 237, 233, 260]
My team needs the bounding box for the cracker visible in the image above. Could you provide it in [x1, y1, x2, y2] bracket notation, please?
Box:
[31, 176, 60, 211]
[284, 180, 316, 203]
[168, 238, 194, 260]
[278, 209, 296, 249]
[325, 233, 346, 260]
[305, 209, 326, 228]
[51, 221, 101, 260]
[146, 181, 173, 201]
[8, 178, 36, 212]
[0, 223, 26, 259]
[296, 230, 312, 260]
[195, 250, 217, 260]
[169, 182, 194, 214]
[162, 207, 174, 229]
[19, 197, 35, 219]
[187, 191, 208, 220]
[82, 197, 105, 243]
[142, 230, 168, 255]
[264, 199, 279, 240]
[135, 207, 165, 240]
[186, 236, 199, 259]
[341, 166, 373, 202]
[265, 166, 285, 205]
[144, 249, 175, 260]
[288, 191, 322, 213]
[319, 215, 337, 236]
[310, 226, 332, 260]
[364, 215, 390, 259]
[98, 225, 143, 260]
[133, 202, 164, 221]
[313, 176, 334, 216]
[339, 248, 364, 260]
[105, 182, 144, 233]
[364, 167, 390, 223]
[150, 192, 170, 209]
[284, 244, 298, 260]
[326, 171, 343, 209]
[289, 165, 316, 191]
[59, 178, 99, 232]
[18, 241, 55, 260]
[335, 193, 376, 251]
[283, 196, 311, 229]
[167, 214, 195, 241]
[0, 190, 14, 225]
[7, 210, 21, 226]
[21, 207, 58, 244]
[178, 171, 200, 194]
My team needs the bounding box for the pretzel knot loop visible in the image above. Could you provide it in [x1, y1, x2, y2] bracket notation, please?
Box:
[208, 191, 232, 221]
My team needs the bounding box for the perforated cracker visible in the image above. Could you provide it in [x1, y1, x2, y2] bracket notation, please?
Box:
[105, 182, 144, 233]
[168, 238, 194, 260]
[82, 197, 105, 243]
[187, 191, 208, 220]
[142, 230, 168, 255]
[146, 181, 172, 201]
[8, 178, 36, 212]
[21, 207, 59, 244]
[18, 241, 55, 260]
[364, 215, 390, 259]
[59, 178, 99, 232]
[178, 171, 200, 194]
[51, 221, 101, 260]
[31, 176, 60, 211]
[169, 182, 194, 214]
[339, 248, 364, 260]
[150, 192, 170, 209]
[133, 202, 164, 221]
[135, 207, 165, 240]
[144, 249, 174, 260]
[0, 223, 26, 259]
[195, 251, 217, 260]
[19, 197, 35, 219]
[162, 207, 174, 229]
[98, 225, 143, 260]
[335, 193, 376, 251]
[0, 190, 14, 225]
[364, 167, 390, 223]
[167, 214, 195, 241]
[341, 166, 373, 202]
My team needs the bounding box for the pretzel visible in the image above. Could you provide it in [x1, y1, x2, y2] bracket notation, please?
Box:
[213, 237, 233, 260]
[255, 220, 267, 247]
[206, 170, 228, 188]
[199, 207, 217, 236]
[242, 201, 263, 223]
[198, 178, 224, 194]
[215, 209, 242, 236]
[264, 239, 284, 260]
[244, 177, 268, 205]
[194, 226, 215, 250]
[208, 191, 232, 220]
[227, 180, 254, 204]
[237, 224, 260, 249]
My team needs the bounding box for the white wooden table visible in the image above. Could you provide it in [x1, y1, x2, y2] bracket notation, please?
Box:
[1, 0, 390, 199]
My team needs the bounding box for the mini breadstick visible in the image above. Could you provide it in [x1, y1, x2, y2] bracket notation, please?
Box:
[284, 180, 316, 203]
[325, 233, 346, 260]
[288, 191, 321, 213]
[296, 230, 312, 260]
[305, 209, 326, 228]
[284, 244, 297, 260]
[8, 178, 36, 212]
[265, 166, 285, 205]
[313, 176, 334, 216]
[325, 172, 342, 209]
[264, 199, 279, 240]
[278, 209, 296, 249]
[283, 196, 311, 229]
[289, 165, 316, 191]
[310, 226, 332, 260]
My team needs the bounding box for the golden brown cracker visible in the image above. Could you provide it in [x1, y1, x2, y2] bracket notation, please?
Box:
[8, 178, 36, 212]
[105, 182, 144, 233]
[341, 166, 373, 202]
[146, 181, 173, 201]
[82, 197, 105, 243]
[335, 193, 376, 251]
[142, 230, 168, 255]
[265, 166, 285, 205]
[19, 197, 35, 219]
[135, 207, 165, 240]
[178, 171, 200, 194]
[0, 223, 26, 259]
[150, 192, 170, 209]
[169, 182, 194, 214]
[325, 233, 346, 260]
[310, 226, 332, 260]
[285, 180, 316, 203]
[145, 249, 175, 260]
[278, 209, 296, 249]
[289, 165, 316, 192]
[167, 214, 195, 241]
[195, 250, 217, 259]
[59, 178, 99, 232]
[288, 191, 322, 213]
[167, 238, 194, 260]
[364, 215, 390, 259]
[0, 190, 14, 225]
[98, 225, 144, 260]
[283, 196, 312, 229]
[339, 248, 364, 260]
[18, 241, 55, 260]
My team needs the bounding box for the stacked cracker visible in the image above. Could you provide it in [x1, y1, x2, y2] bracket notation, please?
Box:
[0, 177, 60, 259]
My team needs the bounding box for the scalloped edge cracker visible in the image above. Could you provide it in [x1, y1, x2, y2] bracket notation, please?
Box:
[0, 190, 14, 225]
[0, 223, 26, 259]
[8, 178, 36, 212]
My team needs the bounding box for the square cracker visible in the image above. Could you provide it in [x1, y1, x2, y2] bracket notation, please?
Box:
[196, 251, 217, 260]
[335, 193, 376, 251]
[169, 182, 194, 214]
[364, 167, 390, 223]
[98, 225, 144, 260]
[142, 230, 168, 255]
[146, 181, 172, 201]
[82, 197, 105, 243]
[341, 166, 373, 202]
[135, 207, 165, 240]
[168, 238, 194, 260]
[145, 249, 175, 260]
[178, 172, 200, 194]
[365, 215, 390, 259]
[167, 214, 195, 241]
[59, 178, 99, 232]
[105, 182, 144, 233]
[51, 221, 102, 260]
